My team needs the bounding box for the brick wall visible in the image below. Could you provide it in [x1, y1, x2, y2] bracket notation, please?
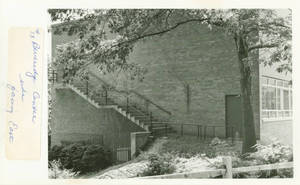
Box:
[51, 21, 261, 139]
[90, 22, 260, 137]
[260, 120, 292, 146]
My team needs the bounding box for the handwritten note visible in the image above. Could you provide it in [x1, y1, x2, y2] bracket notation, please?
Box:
[6, 27, 43, 160]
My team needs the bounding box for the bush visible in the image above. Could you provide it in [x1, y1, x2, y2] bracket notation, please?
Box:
[49, 145, 64, 161]
[49, 142, 112, 174]
[243, 142, 293, 178]
[210, 142, 293, 178]
[139, 153, 176, 176]
[48, 160, 78, 179]
[159, 136, 218, 158]
[248, 142, 293, 164]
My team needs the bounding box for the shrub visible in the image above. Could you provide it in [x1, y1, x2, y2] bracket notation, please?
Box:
[48, 160, 78, 179]
[243, 142, 293, 178]
[159, 136, 217, 158]
[139, 153, 176, 176]
[49, 145, 64, 161]
[49, 142, 112, 174]
[248, 142, 293, 164]
[210, 142, 293, 178]
[80, 144, 113, 172]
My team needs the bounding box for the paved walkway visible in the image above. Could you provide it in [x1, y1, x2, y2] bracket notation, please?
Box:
[96, 161, 149, 179]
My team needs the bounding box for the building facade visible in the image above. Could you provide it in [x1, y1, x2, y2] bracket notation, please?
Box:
[50, 21, 292, 147]
[259, 63, 293, 145]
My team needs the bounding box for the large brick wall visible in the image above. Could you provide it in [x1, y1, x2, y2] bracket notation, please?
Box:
[89, 22, 260, 137]
[51, 21, 261, 139]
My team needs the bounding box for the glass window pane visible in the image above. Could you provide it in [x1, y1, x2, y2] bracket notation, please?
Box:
[276, 89, 281, 109]
[283, 90, 290, 110]
[262, 86, 276, 110]
[269, 79, 276, 85]
[277, 80, 283, 87]
[262, 77, 268, 85]
[290, 90, 293, 109]
[262, 87, 267, 109]
[283, 81, 289, 87]
[267, 87, 276, 109]
[288, 80, 292, 88]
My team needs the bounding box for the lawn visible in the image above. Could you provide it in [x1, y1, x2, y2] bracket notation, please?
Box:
[156, 134, 242, 158]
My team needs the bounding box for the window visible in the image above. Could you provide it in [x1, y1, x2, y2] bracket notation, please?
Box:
[261, 76, 292, 119]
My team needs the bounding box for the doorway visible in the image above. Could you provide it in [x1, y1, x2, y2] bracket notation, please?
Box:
[225, 95, 243, 138]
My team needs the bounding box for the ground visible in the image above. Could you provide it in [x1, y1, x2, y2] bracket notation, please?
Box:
[78, 134, 243, 179]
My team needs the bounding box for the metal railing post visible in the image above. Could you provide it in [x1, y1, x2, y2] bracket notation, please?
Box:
[150, 112, 153, 133]
[204, 126, 207, 140]
[145, 99, 149, 114]
[105, 89, 108, 105]
[181, 124, 183, 136]
[231, 126, 234, 144]
[200, 125, 202, 140]
[86, 80, 89, 97]
[126, 97, 129, 114]
[165, 123, 168, 136]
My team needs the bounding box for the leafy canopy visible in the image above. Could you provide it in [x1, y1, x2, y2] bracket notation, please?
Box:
[49, 9, 292, 80]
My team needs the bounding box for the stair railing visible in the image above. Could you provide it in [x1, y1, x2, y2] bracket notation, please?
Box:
[88, 72, 172, 121]
[64, 72, 172, 133]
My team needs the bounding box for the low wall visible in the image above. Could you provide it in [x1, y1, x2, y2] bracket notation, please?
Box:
[51, 132, 103, 145]
[260, 119, 293, 146]
[50, 88, 145, 149]
[131, 131, 151, 158]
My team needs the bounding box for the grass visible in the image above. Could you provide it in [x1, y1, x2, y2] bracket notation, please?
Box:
[157, 134, 241, 158]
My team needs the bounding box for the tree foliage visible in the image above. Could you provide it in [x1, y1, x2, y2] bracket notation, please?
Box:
[49, 9, 291, 78]
[49, 9, 292, 153]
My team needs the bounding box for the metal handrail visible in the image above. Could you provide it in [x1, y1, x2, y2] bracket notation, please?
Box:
[88, 71, 172, 117]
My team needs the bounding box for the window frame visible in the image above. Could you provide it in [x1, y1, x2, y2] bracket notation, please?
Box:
[261, 76, 292, 121]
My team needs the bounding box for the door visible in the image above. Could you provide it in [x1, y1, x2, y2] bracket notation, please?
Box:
[225, 95, 243, 138]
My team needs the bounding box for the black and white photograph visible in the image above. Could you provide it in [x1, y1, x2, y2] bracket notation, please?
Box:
[46, 9, 293, 179]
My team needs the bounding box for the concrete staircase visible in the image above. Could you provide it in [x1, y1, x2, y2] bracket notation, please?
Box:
[65, 76, 173, 136]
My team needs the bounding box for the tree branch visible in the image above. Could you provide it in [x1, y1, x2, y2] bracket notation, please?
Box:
[117, 18, 209, 47]
[248, 43, 278, 52]
[78, 17, 210, 69]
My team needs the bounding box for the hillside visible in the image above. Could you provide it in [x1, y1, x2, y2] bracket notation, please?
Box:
[78, 135, 242, 179]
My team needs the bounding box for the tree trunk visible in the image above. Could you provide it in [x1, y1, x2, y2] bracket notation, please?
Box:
[235, 35, 257, 154]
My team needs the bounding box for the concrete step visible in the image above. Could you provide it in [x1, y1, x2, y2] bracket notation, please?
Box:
[132, 115, 150, 119]
[127, 112, 150, 116]
[118, 105, 148, 114]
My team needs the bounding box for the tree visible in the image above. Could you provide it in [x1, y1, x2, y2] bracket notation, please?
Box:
[49, 9, 292, 153]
